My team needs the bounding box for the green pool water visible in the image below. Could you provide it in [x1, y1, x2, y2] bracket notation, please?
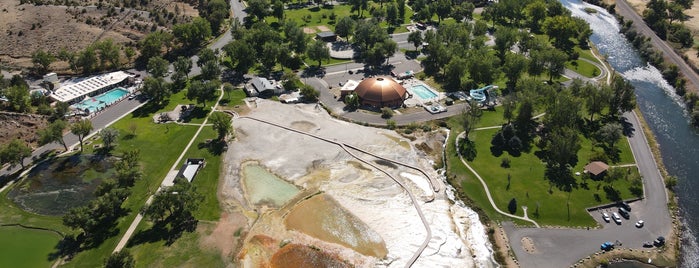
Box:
[242, 164, 300, 207]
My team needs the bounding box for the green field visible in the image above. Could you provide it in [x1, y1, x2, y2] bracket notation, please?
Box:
[266, 3, 413, 33]
[0, 226, 62, 268]
[446, 113, 639, 227]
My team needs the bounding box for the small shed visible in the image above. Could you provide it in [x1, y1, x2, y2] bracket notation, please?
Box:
[177, 158, 205, 183]
[316, 31, 337, 42]
[584, 161, 609, 179]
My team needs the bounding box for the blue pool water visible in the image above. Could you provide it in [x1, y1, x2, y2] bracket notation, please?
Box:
[409, 84, 438, 100]
[73, 88, 129, 113]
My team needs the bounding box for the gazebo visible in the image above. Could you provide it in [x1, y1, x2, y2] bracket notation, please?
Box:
[584, 161, 609, 179]
[353, 77, 407, 108]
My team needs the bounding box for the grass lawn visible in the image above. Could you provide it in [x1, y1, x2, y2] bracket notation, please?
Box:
[566, 59, 601, 78]
[63, 101, 202, 267]
[446, 117, 639, 227]
[128, 222, 225, 268]
[219, 88, 247, 108]
[0, 226, 62, 268]
[177, 126, 222, 221]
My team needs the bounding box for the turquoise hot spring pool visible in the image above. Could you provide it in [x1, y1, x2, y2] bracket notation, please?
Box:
[73, 88, 129, 113]
[409, 84, 438, 100]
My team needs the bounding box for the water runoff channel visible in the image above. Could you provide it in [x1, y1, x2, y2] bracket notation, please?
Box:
[562, 0, 699, 266]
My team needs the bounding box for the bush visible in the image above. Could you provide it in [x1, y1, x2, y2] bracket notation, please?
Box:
[381, 107, 394, 118]
[386, 119, 396, 129]
[501, 157, 511, 168]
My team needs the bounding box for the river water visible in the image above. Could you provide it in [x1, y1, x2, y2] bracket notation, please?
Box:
[561, 0, 699, 266]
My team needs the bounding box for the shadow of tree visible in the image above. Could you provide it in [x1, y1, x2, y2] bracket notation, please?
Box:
[129, 217, 198, 247]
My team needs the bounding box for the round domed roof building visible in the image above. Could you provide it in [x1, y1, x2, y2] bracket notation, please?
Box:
[353, 77, 407, 107]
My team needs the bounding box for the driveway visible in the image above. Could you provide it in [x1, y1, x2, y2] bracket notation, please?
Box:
[504, 111, 672, 268]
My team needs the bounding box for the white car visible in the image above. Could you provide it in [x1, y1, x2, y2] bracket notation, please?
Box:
[602, 212, 610, 223]
[635, 220, 644, 228]
[612, 212, 622, 224]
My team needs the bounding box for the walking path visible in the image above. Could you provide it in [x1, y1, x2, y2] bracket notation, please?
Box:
[237, 116, 438, 268]
[113, 86, 225, 252]
[454, 132, 541, 228]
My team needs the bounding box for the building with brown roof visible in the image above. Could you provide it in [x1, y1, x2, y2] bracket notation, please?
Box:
[584, 161, 610, 179]
[353, 77, 407, 108]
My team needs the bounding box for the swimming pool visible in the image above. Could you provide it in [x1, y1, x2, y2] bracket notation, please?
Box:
[409, 84, 438, 100]
[73, 88, 129, 113]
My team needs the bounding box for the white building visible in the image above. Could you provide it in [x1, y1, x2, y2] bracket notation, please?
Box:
[50, 71, 134, 104]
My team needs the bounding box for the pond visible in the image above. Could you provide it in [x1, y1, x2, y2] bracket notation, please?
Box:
[284, 194, 388, 258]
[8, 154, 116, 216]
[241, 164, 300, 208]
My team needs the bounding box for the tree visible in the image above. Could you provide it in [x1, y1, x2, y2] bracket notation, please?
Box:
[71, 119, 93, 152]
[174, 56, 193, 79]
[187, 80, 220, 107]
[545, 127, 581, 186]
[0, 139, 31, 169]
[462, 100, 483, 139]
[408, 31, 423, 51]
[222, 40, 256, 74]
[502, 95, 516, 124]
[502, 53, 528, 91]
[608, 75, 636, 117]
[100, 128, 120, 151]
[210, 112, 232, 140]
[105, 250, 135, 268]
[494, 27, 518, 64]
[147, 56, 169, 78]
[545, 90, 581, 130]
[63, 206, 96, 237]
[95, 39, 121, 70]
[139, 31, 174, 63]
[349, 0, 368, 17]
[468, 48, 499, 86]
[434, 0, 451, 23]
[223, 82, 235, 99]
[115, 150, 142, 187]
[247, 0, 270, 21]
[444, 57, 468, 91]
[514, 99, 534, 140]
[39, 120, 68, 151]
[525, 0, 547, 33]
[31, 49, 54, 75]
[397, 0, 406, 21]
[300, 84, 319, 102]
[335, 17, 355, 41]
[202, 0, 230, 33]
[201, 60, 222, 81]
[76, 47, 98, 74]
[596, 122, 623, 150]
[3, 85, 31, 112]
[272, 0, 285, 21]
[143, 178, 203, 226]
[284, 21, 308, 54]
[584, 83, 611, 122]
[141, 77, 171, 105]
[544, 49, 568, 82]
[508, 198, 517, 214]
[307, 40, 330, 67]
[345, 93, 360, 109]
[451, 2, 475, 21]
[386, 3, 399, 26]
[173, 17, 212, 49]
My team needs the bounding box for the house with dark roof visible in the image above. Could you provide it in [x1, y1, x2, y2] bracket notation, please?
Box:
[246, 77, 283, 97]
[316, 31, 337, 42]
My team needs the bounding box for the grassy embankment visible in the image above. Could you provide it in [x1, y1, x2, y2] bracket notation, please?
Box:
[445, 106, 638, 227]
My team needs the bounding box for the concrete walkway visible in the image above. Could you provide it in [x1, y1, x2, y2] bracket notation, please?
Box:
[454, 132, 541, 228]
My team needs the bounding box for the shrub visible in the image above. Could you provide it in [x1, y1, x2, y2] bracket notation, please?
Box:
[500, 157, 511, 168]
[381, 107, 394, 118]
[386, 119, 396, 129]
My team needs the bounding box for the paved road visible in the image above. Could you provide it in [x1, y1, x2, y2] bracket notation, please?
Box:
[504, 110, 673, 268]
[615, 0, 699, 93]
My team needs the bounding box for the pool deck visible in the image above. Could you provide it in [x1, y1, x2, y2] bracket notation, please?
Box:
[402, 79, 444, 107]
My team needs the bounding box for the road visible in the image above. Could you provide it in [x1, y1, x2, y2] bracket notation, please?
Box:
[615, 0, 699, 93]
[503, 110, 673, 268]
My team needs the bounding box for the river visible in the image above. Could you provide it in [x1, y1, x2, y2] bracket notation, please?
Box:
[561, 0, 699, 266]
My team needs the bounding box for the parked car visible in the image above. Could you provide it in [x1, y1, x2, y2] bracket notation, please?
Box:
[642, 241, 654, 248]
[635, 220, 644, 228]
[600, 241, 614, 251]
[612, 212, 622, 224]
[654, 236, 665, 247]
[619, 201, 631, 211]
[619, 207, 630, 219]
[602, 212, 610, 223]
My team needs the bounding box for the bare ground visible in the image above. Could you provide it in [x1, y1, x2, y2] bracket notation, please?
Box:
[0, 0, 196, 71]
[0, 111, 48, 148]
